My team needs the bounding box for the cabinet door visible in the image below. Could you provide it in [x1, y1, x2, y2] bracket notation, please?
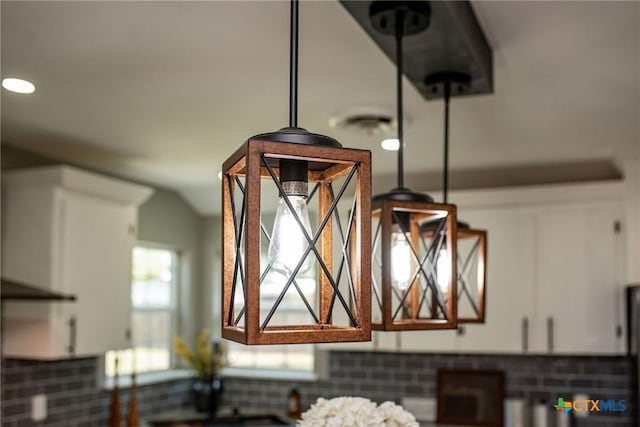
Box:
[399, 329, 456, 352]
[60, 192, 136, 356]
[455, 208, 536, 353]
[533, 202, 623, 354]
[1, 187, 73, 359]
[1, 187, 58, 290]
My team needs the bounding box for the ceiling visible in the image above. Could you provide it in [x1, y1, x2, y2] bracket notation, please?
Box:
[2, 1, 638, 214]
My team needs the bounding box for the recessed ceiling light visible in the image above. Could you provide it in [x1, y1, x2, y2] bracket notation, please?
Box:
[2, 78, 35, 94]
[381, 138, 399, 151]
[217, 171, 223, 180]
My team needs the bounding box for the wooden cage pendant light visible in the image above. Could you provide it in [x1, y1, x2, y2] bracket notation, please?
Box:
[368, 1, 458, 331]
[421, 73, 488, 323]
[221, 0, 372, 345]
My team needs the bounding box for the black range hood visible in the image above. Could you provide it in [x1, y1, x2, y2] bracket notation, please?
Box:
[1, 278, 76, 302]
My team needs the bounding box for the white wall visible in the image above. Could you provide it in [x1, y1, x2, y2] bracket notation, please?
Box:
[137, 189, 203, 345]
[200, 216, 222, 338]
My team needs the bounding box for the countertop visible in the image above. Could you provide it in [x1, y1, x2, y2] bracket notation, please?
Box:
[142, 407, 294, 427]
[143, 407, 471, 427]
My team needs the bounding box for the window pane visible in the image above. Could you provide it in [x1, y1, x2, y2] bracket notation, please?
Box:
[132, 311, 151, 342]
[227, 342, 314, 371]
[149, 311, 171, 343]
[133, 345, 170, 373]
[227, 266, 316, 372]
[227, 270, 315, 372]
[106, 245, 177, 377]
[132, 247, 174, 308]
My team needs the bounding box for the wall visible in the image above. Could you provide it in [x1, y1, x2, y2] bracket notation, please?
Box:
[1, 352, 635, 426]
[0, 357, 190, 426]
[199, 216, 222, 336]
[223, 352, 636, 427]
[137, 189, 203, 343]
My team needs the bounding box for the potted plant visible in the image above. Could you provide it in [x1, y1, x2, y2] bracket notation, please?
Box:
[174, 329, 226, 414]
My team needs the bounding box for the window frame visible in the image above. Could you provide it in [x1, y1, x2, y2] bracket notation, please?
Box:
[225, 274, 317, 374]
[221, 347, 328, 382]
[104, 241, 181, 380]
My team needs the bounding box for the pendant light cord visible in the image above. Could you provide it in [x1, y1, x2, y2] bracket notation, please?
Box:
[395, 10, 405, 190]
[289, 0, 299, 128]
[443, 81, 451, 203]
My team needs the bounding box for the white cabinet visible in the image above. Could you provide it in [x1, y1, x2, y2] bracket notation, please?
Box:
[399, 329, 457, 353]
[378, 183, 626, 355]
[457, 200, 624, 355]
[454, 188, 625, 355]
[531, 202, 624, 354]
[1, 166, 152, 359]
[396, 207, 538, 354]
[454, 208, 537, 354]
[318, 182, 626, 355]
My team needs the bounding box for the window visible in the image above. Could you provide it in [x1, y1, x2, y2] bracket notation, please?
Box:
[225, 251, 315, 373]
[106, 245, 178, 377]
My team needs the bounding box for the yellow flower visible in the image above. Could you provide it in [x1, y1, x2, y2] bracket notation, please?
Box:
[173, 329, 226, 379]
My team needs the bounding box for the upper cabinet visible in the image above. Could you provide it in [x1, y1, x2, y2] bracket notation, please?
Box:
[326, 181, 629, 356]
[450, 207, 537, 354]
[2, 166, 153, 359]
[531, 202, 624, 355]
[451, 182, 626, 355]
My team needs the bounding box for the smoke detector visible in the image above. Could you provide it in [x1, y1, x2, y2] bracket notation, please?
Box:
[329, 106, 400, 135]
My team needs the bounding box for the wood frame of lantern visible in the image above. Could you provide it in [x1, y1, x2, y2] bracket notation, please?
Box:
[221, 137, 371, 345]
[363, 1, 459, 332]
[455, 226, 487, 323]
[370, 197, 458, 331]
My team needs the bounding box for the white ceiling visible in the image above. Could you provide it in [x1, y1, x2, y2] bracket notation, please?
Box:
[1, 1, 639, 214]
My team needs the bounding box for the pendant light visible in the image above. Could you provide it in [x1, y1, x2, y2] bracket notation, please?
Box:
[421, 73, 488, 323]
[221, 0, 372, 345]
[367, 1, 458, 331]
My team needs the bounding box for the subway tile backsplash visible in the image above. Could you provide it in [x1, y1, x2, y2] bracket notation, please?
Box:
[1, 357, 190, 426]
[225, 352, 636, 427]
[1, 352, 636, 426]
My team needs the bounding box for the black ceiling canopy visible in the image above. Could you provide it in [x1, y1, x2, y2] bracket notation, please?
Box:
[340, 0, 493, 100]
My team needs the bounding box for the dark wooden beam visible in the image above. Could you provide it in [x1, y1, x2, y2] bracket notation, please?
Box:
[340, 0, 493, 100]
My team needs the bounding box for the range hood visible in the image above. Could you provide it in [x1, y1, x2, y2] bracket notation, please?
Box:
[1, 278, 76, 302]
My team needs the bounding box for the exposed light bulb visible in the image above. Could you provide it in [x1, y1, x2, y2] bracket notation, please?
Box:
[267, 194, 313, 276]
[390, 224, 412, 290]
[381, 138, 400, 151]
[436, 248, 451, 296]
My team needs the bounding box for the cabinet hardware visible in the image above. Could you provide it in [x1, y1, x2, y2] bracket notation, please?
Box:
[68, 316, 77, 355]
[547, 317, 554, 353]
[616, 324, 622, 338]
[522, 317, 529, 353]
[456, 326, 466, 336]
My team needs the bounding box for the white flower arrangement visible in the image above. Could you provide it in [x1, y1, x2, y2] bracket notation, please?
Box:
[297, 397, 419, 427]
